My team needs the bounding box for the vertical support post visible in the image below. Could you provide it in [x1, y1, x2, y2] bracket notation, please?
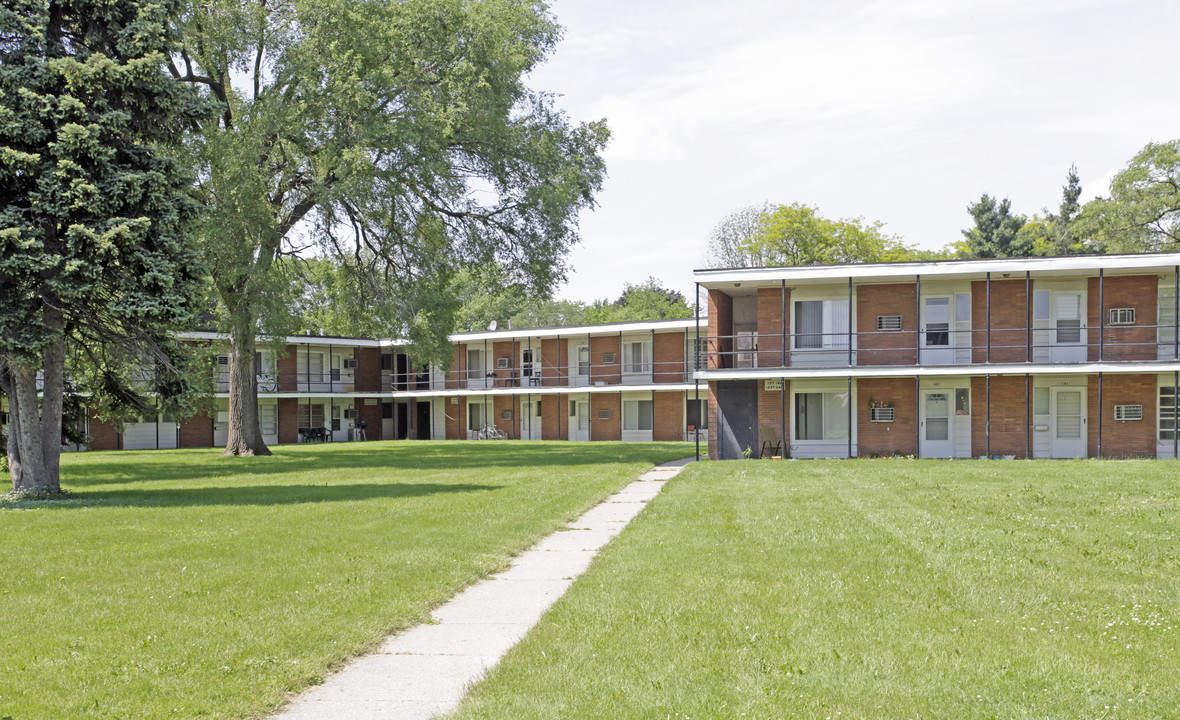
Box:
[1026, 271, 1032, 363]
[587, 333, 592, 386]
[915, 376, 921, 457]
[1173, 266, 1178, 360]
[1173, 370, 1178, 459]
[484, 337, 489, 389]
[848, 277, 854, 367]
[651, 328, 655, 378]
[780, 379, 785, 457]
[694, 284, 701, 462]
[986, 272, 992, 364]
[915, 274, 922, 363]
[1025, 373, 1031, 459]
[330, 396, 334, 443]
[781, 279, 787, 368]
[155, 397, 160, 450]
[846, 376, 853, 458]
[1099, 269, 1105, 362]
[985, 374, 991, 458]
[305, 342, 310, 392]
[1097, 372, 1103, 458]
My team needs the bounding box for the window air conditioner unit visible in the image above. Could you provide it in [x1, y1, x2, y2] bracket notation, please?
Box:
[343, 358, 358, 369]
[344, 408, 359, 419]
[497, 358, 509, 369]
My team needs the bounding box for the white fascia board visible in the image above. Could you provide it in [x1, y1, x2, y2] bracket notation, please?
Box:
[450, 318, 701, 344]
[696, 361, 1180, 381]
[386, 383, 699, 399]
[225, 392, 390, 399]
[178, 331, 388, 348]
[694, 252, 1180, 288]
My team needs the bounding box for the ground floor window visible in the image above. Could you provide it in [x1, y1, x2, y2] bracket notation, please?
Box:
[794, 391, 850, 440]
[686, 398, 709, 429]
[469, 402, 485, 429]
[1161, 385, 1177, 441]
[623, 399, 653, 431]
[297, 404, 325, 429]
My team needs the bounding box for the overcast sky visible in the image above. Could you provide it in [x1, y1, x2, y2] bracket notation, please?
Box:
[525, 0, 1180, 303]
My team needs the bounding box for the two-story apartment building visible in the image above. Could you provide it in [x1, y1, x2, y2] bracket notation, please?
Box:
[59, 318, 708, 450]
[385, 317, 707, 445]
[696, 252, 1180, 460]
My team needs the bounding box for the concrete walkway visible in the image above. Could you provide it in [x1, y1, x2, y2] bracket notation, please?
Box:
[273, 458, 694, 720]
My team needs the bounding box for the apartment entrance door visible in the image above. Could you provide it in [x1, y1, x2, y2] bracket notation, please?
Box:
[919, 391, 954, 458]
[1050, 291, 1086, 363]
[522, 399, 542, 440]
[1050, 387, 1087, 457]
[569, 399, 590, 441]
[716, 381, 758, 460]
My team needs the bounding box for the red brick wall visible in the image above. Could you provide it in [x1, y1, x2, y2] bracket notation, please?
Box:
[757, 287, 786, 368]
[971, 376, 1030, 458]
[277, 347, 297, 391]
[445, 397, 464, 440]
[493, 395, 520, 438]
[857, 283, 917, 365]
[653, 331, 686, 383]
[541, 391, 566, 440]
[590, 393, 621, 441]
[178, 413, 214, 448]
[492, 340, 517, 388]
[88, 409, 120, 450]
[653, 390, 683, 441]
[1090, 374, 1157, 458]
[756, 381, 787, 456]
[540, 338, 566, 387]
[359, 400, 381, 442]
[857, 378, 917, 457]
[590, 336, 621, 385]
[357, 347, 382, 391]
[708, 290, 733, 369]
[277, 398, 299, 444]
[972, 279, 1030, 363]
[1089, 275, 1158, 361]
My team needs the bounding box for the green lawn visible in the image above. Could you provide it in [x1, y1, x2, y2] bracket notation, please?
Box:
[450, 459, 1180, 720]
[0, 441, 692, 720]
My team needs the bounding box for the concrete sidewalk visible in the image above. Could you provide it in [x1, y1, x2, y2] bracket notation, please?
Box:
[273, 458, 693, 720]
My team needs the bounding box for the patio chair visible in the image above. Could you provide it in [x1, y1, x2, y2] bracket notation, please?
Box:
[759, 429, 781, 458]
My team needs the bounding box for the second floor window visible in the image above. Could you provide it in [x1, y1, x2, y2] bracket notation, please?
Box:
[623, 341, 650, 373]
[795, 300, 850, 350]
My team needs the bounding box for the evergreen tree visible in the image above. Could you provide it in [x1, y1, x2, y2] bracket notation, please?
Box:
[961, 194, 1032, 258]
[0, 0, 203, 493]
[1051, 164, 1083, 254]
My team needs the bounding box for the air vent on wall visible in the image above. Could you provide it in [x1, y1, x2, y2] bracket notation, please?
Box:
[598, 409, 611, 420]
[603, 352, 616, 364]
[1108, 308, 1135, 325]
[877, 315, 902, 331]
[1114, 404, 1143, 421]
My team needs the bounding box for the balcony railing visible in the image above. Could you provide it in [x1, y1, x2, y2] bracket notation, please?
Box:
[399, 357, 705, 393]
[700, 323, 1180, 370]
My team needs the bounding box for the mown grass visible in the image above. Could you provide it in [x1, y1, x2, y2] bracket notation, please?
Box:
[450, 459, 1180, 719]
[0, 440, 692, 720]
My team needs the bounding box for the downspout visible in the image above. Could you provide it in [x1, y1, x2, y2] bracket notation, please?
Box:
[1099, 269, 1105, 362]
[986, 272, 991, 364]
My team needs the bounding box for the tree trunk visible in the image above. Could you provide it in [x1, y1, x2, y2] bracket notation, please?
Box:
[39, 309, 65, 484]
[11, 363, 53, 492]
[0, 365, 23, 489]
[223, 318, 271, 456]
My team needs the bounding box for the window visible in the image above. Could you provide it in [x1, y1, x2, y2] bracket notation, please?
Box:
[1055, 294, 1082, 343]
[381, 402, 393, 419]
[1160, 281, 1177, 345]
[1160, 386, 1177, 440]
[686, 398, 709, 429]
[380, 353, 393, 371]
[1108, 308, 1136, 325]
[623, 341, 650, 373]
[877, 315, 902, 331]
[522, 349, 534, 377]
[925, 297, 950, 346]
[686, 338, 706, 371]
[1114, 404, 1143, 421]
[623, 400, 653, 431]
[1034, 291, 1050, 320]
[469, 402, 485, 429]
[870, 406, 895, 422]
[576, 346, 590, 376]
[297, 404, 325, 429]
[795, 300, 850, 350]
[955, 388, 970, 416]
[794, 391, 850, 440]
[466, 348, 484, 379]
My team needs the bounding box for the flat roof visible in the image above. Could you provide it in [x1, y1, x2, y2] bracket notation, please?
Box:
[694, 252, 1180, 288]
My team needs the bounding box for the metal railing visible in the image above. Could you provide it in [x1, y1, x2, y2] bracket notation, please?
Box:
[699, 323, 1180, 369]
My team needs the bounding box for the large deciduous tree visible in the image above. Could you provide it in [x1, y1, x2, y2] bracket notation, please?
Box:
[0, 0, 203, 493]
[743, 203, 924, 266]
[1081, 140, 1180, 253]
[175, 0, 608, 456]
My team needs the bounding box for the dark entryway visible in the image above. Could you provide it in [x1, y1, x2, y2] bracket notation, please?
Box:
[416, 401, 431, 440]
[716, 380, 758, 460]
[395, 401, 409, 440]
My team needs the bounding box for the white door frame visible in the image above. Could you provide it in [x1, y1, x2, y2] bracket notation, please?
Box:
[568, 397, 590, 441]
[919, 389, 955, 458]
[920, 295, 954, 365]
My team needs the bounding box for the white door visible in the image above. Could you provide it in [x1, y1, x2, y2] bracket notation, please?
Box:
[920, 297, 954, 365]
[920, 391, 954, 458]
[1050, 387, 1086, 457]
[1050, 291, 1086, 362]
[522, 400, 542, 440]
[568, 400, 590, 441]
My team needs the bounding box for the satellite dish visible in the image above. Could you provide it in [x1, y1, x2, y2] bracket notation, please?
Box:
[488, 320, 498, 331]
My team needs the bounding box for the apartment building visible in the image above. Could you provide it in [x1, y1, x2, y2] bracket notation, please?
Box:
[696, 252, 1180, 460]
[60, 318, 708, 450]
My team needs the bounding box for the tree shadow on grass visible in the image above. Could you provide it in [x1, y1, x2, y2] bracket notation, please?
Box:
[5, 481, 501, 510]
[63, 441, 693, 487]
